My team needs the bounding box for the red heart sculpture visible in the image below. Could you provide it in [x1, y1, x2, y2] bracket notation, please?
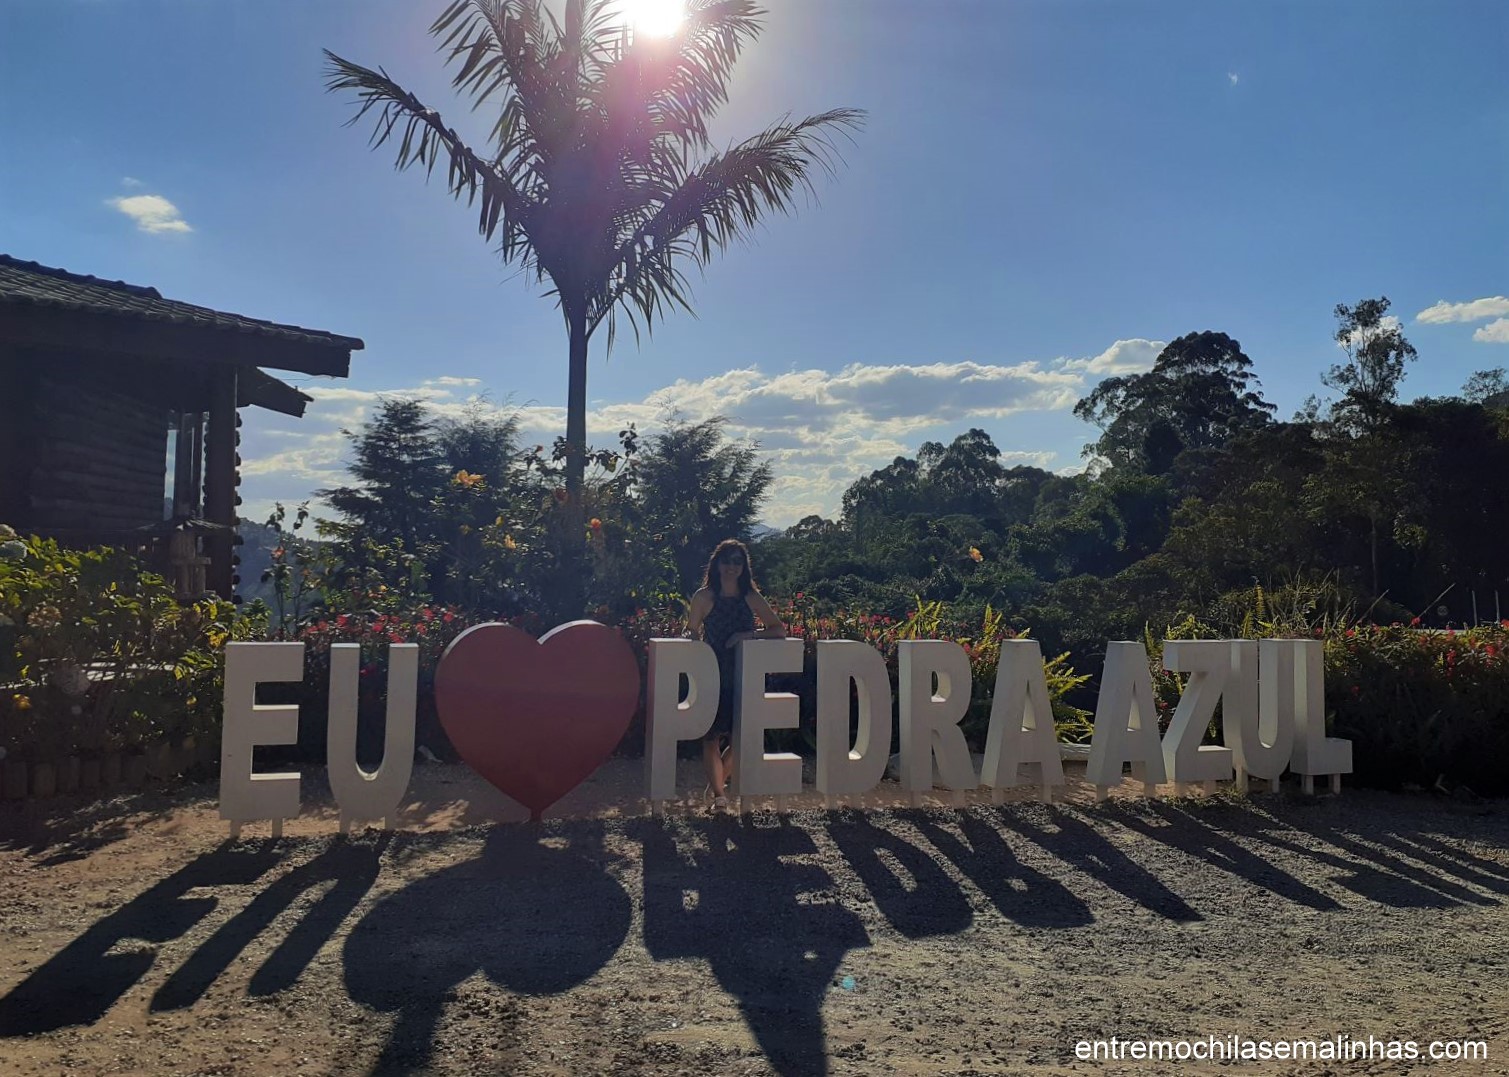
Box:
[434, 621, 641, 820]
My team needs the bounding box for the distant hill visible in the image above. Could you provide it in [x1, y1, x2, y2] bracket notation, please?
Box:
[235, 519, 282, 607]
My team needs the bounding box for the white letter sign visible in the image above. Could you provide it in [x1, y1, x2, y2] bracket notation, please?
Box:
[732, 638, 805, 804]
[327, 643, 418, 832]
[645, 639, 719, 809]
[980, 639, 1064, 802]
[1086, 641, 1166, 799]
[1161, 639, 1235, 790]
[1289, 638, 1352, 793]
[815, 640, 893, 806]
[898, 640, 978, 805]
[220, 642, 304, 838]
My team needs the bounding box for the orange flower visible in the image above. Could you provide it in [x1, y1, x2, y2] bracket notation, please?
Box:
[453, 470, 483, 488]
[968, 547, 983, 563]
[589, 518, 602, 530]
[12, 694, 31, 711]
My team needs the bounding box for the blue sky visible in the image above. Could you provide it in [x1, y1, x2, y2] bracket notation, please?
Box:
[2, 0, 1505, 528]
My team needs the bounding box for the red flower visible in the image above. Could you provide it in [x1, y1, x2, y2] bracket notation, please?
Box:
[442, 610, 455, 624]
[1410, 617, 1422, 627]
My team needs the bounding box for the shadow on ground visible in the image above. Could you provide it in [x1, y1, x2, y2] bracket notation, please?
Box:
[0, 792, 1505, 1076]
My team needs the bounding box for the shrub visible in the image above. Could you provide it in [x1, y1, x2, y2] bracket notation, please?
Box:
[1327, 622, 1509, 795]
[0, 528, 259, 763]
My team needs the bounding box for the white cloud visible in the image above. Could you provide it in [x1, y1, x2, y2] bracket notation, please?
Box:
[1415, 297, 1509, 324]
[121, 176, 143, 188]
[1060, 338, 1166, 377]
[1473, 318, 1509, 344]
[1228, 72, 1239, 85]
[240, 355, 1110, 529]
[106, 193, 191, 234]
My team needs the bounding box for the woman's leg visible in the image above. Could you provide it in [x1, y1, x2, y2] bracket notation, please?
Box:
[702, 736, 726, 798]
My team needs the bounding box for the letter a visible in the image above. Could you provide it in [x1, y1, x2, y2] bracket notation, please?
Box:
[1086, 641, 1166, 799]
[980, 639, 1064, 802]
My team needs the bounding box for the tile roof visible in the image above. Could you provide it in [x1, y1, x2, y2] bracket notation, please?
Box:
[0, 254, 364, 351]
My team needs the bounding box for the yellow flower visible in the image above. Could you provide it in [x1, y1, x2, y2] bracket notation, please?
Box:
[968, 547, 983, 563]
[12, 694, 31, 711]
[453, 470, 483, 489]
[503, 534, 518, 551]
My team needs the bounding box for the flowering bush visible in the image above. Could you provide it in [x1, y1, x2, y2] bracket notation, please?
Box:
[0, 527, 259, 763]
[268, 603, 491, 762]
[1145, 586, 1509, 795]
[1327, 621, 1509, 795]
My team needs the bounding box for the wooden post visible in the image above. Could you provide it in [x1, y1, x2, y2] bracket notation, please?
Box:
[203, 371, 238, 598]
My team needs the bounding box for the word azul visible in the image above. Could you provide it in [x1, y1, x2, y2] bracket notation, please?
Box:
[219, 634, 1349, 833]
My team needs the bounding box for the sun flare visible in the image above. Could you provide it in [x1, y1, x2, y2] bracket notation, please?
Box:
[617, 0, 685, 38]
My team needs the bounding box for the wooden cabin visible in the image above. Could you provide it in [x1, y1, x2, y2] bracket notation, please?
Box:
[0, 254, 363, 600]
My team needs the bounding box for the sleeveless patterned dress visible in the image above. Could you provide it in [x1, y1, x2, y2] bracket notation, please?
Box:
[702, 591, 756, 738]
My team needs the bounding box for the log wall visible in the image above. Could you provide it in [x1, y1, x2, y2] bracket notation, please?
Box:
[0, 355, 38, 528]
[5, 348, 194, 533]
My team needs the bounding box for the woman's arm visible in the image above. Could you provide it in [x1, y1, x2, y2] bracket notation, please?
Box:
[744, 591, 787, 640]
[685, 588, 712, 638]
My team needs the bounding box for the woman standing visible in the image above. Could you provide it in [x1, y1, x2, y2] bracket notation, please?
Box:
[685, 539, 787, 811]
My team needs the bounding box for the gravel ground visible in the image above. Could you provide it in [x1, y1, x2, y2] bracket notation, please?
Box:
[0, 762, 1506, 1076]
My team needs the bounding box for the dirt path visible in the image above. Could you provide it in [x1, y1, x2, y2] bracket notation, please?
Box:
[1, 763, 1507, 1075]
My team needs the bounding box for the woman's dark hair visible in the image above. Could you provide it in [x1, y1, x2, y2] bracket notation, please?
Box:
[703, 538, 755, 596]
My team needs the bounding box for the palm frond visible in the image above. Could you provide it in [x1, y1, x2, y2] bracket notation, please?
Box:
[323, 49, 537, 264]
[589, 0, 764, 151]
[589, 107, 865, 340]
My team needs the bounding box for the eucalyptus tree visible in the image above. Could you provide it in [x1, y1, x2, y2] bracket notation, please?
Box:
[324, 0, 863, 600]
[1074, 331, 1275, 474]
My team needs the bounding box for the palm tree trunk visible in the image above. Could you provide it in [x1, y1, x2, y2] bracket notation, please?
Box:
[559, 302, 590, 619]
[565, 305, 589, 505]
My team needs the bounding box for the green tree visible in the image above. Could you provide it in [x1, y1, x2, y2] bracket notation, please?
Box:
[319, 398, 448, 556]
[325, 0, 862, 609]
[1324, 297, 1418, 431]
[1462, 368, 1509, 407]
[633, 417, 773, 594]
[1074, 331, 1275, 473]
[1310, 298, 1420, 593]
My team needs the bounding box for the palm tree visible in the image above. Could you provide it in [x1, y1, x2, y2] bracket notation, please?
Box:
[325, 0, 863, 607]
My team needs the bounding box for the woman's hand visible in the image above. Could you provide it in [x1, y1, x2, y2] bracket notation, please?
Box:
[725, 628, 781, 648]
